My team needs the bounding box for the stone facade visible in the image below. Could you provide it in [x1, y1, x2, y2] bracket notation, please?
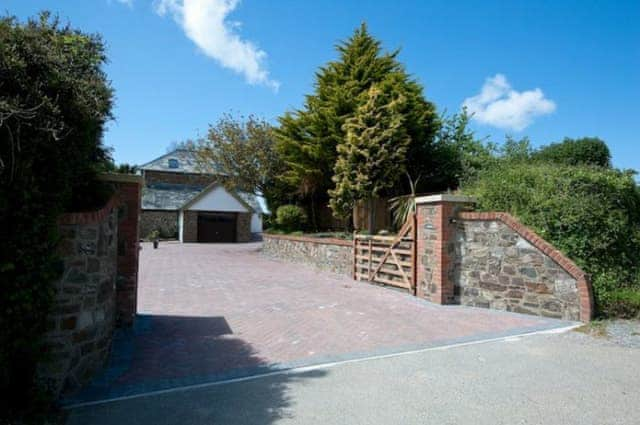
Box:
[417, 204, 438, 302]
[262, 234, 353, 276]
[236, 212, 252, 243]
[182, 211, 198, 242]
[140, 210, 178, 239]
[40, 204, 118, 396]
[454, 219, 581, 321]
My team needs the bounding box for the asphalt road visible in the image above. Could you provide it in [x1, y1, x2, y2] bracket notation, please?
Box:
[66, 330, 640, 425]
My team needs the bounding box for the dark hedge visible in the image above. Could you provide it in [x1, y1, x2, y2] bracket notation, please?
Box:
[0, 13, 114, 420]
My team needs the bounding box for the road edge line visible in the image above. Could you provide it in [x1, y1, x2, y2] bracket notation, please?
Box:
[64, 323, 581, 410]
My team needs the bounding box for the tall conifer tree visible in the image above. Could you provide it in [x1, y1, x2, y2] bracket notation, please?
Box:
[330, 84, 411, 228]
[276, 23, 439, 225]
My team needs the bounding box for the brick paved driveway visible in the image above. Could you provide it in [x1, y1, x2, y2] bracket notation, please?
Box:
[65, 242, 573, 405]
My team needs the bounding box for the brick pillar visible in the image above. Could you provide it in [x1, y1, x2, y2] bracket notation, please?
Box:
[101, 173, 143, 327]
[415, 194, 476, 304]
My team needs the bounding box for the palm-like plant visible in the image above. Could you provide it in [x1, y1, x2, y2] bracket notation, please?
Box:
[389, 173, 420, 229]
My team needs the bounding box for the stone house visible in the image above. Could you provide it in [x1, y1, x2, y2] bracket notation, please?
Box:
[140, 149, 266, 242]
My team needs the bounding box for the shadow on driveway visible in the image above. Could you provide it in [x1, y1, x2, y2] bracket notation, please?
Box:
[62, 314, 327, 422]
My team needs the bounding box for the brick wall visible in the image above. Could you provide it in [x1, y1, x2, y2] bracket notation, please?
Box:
[416, 199, 474, 304]
[262, 234, 353, 276]
[113, 179, 142, 327]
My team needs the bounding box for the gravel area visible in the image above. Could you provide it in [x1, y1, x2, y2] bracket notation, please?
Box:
[571, 319, 640, 349]
[605, 320, 640, 348]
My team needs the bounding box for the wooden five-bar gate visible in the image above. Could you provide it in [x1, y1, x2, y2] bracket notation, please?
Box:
[352, 214, 418, 294]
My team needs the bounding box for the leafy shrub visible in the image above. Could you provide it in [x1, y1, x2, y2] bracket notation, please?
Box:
[0, 13, 113, 419]
[275, 205, 307, 231]
[598, 288, 640, 319]
[464, 162, 640, 316]
[264, 227, 284, 235]
[147, 230, 160, 241]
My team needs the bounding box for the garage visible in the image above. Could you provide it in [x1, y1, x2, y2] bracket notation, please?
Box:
[197, 212, 237, 243]
[178, 183, 255, 243]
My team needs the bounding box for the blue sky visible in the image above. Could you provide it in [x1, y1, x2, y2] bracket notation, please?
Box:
[6, 0, 640, 171]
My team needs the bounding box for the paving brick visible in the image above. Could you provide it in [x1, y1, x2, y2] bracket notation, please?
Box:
[120, 242, 562, 385]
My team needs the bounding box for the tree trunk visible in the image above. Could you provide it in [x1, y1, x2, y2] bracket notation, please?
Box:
[310, 195, 318, 232]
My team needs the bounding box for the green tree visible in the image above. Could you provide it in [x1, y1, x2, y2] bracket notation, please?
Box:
[0, 13, 113, 418]
[501, 135, 533, 161]
[276, 23, 439, 225]
[329, 84, 410, 229]
[431, 108, 495, 187]
[196, 114, 283, 201]
[115, 163, 138, 174]
[102, 160, 138, 174]
[533, 137, 611, 167]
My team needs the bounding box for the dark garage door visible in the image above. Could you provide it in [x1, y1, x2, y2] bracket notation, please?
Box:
[197, 212, 237, 243]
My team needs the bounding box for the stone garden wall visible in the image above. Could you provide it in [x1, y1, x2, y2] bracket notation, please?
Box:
[40, 198, 118, 396]
[454, 217, 581, 320]
[260, 196, 593, 322]
[414, 194, 593, 322]
[38, 174, 142, 397]
[262, 234, 353, 276]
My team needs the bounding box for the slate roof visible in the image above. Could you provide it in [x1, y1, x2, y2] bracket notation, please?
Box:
[141, 184, 203, 210]
[238, 192, 270, 215]
[141, 182, 268, 214]
[139, 149, 221, 174]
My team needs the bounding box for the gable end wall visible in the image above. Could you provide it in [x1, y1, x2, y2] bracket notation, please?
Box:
[454, 220, 581, 321]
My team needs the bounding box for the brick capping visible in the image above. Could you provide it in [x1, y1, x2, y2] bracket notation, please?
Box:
[58, 173, 143, 225]
[263, 233, 352, 247]
[457, 211, 593, 321]
[57, 195, 120, 225]
[98, 172, 144, 185]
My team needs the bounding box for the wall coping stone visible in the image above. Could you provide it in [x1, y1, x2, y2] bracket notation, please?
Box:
[57, 195, 120, 225]
[415, 194, 477, 204]
[59, 174, 143, 225]
[458, 211, 593, 321]
[263, 233, 352, 247]
[98, 172, 144, 185]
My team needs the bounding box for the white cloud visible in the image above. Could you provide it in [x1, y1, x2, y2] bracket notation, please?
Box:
[462, 74, 556, 131]
[154, 0, 279, 91]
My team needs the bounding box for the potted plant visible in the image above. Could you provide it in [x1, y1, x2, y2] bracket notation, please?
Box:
[149, 230, 160, 249]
